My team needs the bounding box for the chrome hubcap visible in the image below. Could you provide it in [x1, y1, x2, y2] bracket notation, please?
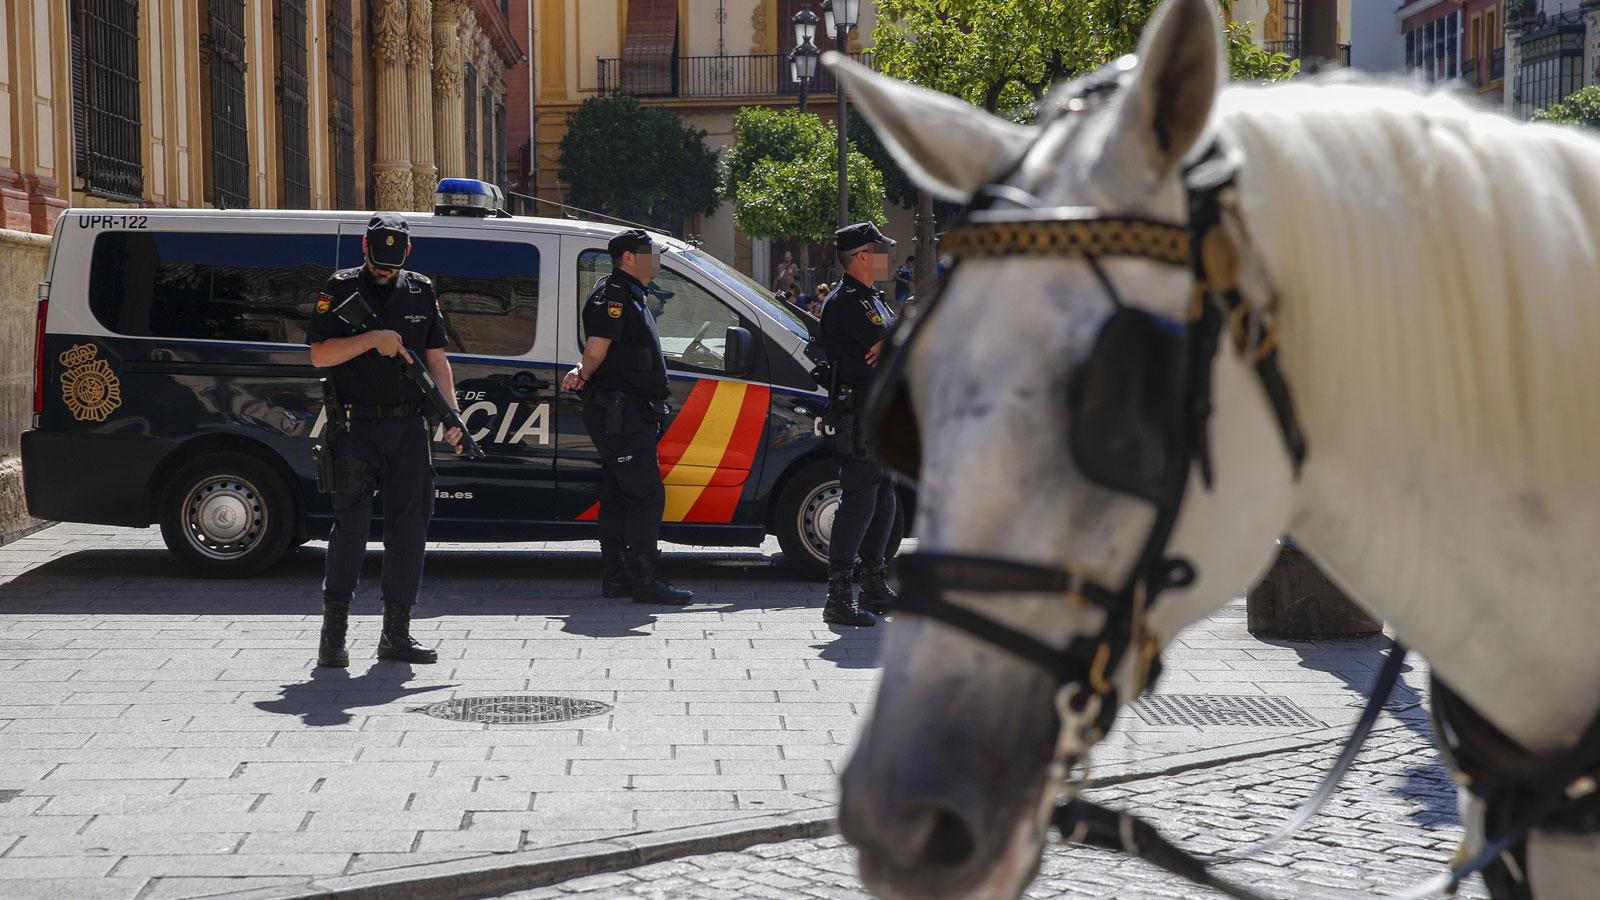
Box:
[799, 480, 842, 564]
[183, 476, 266, 560]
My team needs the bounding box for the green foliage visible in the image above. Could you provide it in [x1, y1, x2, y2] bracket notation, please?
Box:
[846, 108, 918, 209]
[870, 0, 1296, 119]
[557, 93, 721, 232]
[1533, 86, 1600, 130]
[723, 107, 886, 244]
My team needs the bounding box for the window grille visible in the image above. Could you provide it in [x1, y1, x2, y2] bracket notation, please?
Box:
[327, 0, 357, 208]
[495, 104, 508, 190]
[70, 0, 144, 200]
[464, 64, 478, 179]
[482, 88, 494, 187]
[277, 0, 311, 208]
[206, 0, 251, 209]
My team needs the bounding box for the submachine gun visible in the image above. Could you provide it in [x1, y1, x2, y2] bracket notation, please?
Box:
[328, 290, 487, 461]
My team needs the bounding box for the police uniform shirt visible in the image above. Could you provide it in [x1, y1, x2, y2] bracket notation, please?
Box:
[582, 270, 670, 399]
[819, 275, 894, 389]
[306, 266, 448, 405]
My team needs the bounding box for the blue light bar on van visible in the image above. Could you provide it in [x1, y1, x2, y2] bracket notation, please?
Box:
[433, 178, 505, 217]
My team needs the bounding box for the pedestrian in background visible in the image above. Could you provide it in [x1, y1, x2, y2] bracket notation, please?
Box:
[772, 250, 800, 296]
[894, 255, 914, 309]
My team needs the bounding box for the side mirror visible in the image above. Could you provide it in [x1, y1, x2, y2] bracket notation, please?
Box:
[724, 326, 756, 377]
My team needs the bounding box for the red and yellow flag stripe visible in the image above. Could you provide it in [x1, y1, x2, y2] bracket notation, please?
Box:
[578, 379, 771, 524]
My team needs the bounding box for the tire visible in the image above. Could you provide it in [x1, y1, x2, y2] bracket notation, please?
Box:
[158, 451, 297, 578]
[775, 459, 905, 582]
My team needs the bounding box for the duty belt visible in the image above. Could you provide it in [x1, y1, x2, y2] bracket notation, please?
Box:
[342, 402, 420, 420]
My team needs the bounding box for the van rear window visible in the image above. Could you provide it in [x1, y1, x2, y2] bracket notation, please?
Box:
[89, 231, 336, 344]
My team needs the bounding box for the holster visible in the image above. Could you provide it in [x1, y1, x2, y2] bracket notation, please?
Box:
[314, 379, 347, 494]
[588, 389, 629, 435]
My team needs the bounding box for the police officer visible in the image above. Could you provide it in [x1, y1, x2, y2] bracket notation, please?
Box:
[819, 222, 900, 627]
[307, 213, 465, 667]
[560, 229, 694, 605]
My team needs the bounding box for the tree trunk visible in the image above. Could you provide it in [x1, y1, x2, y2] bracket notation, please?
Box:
[913, 188, 936, 307]
[799, 244, 811, 296]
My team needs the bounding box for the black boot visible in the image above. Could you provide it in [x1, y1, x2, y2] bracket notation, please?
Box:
[823, 567, 875, 627]
[858, 560, 897, 616]
[317, 600, 350, 668]
[627, 551, 694, 605]
[601, 545, 633, 599]
[376, 604, 438, 664]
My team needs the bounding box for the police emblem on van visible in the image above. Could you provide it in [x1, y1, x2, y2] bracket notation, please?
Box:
[58, 343, 123, 422]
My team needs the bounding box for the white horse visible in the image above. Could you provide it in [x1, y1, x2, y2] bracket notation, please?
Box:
[826, 0, 1600, 897]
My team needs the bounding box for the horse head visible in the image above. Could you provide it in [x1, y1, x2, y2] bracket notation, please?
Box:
[828, 0, 1306, 896]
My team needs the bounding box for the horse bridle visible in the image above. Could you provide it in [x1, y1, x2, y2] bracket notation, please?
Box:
[867, 142, 1308, 743]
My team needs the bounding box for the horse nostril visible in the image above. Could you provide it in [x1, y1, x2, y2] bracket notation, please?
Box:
[920, 805, 978, 870]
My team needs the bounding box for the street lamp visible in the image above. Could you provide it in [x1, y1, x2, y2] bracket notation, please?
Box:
[823, 0, 860, 228]
[792, 4, 818, 47]
[789, 39, 819, 116]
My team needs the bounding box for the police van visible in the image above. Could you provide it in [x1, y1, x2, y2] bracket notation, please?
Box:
[21, 179, 904, 579]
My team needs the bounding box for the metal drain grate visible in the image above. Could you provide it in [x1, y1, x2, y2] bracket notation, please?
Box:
[1133, 694, 1322, 728]
[409, 696, 612, 725]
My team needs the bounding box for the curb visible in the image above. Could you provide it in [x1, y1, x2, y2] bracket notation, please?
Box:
[202, 808, 840, 900]
[204, 722, 1409, 900]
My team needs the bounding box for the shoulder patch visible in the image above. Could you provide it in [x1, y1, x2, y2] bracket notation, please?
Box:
[607, 300, 623, 318]
[868, 309, 885, 326]
[315, 293, 332, 314]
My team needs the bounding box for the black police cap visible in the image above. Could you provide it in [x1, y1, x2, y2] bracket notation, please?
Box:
[366, 213, 410, 268]
[607, 228, 654, 258]
[836, 222, 895, 255]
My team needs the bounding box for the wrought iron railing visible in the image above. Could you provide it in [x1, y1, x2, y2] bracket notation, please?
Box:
[70, 0, 144, 200]
[1264, 39, 1300, 59]
[1338, 43, 1351, 67]
[1461, 57, 1480, 87]
[277, 0, 311, 209]
[597, 52, 873, 99]
[327, 0, 357, 208]
[1491, 46, 1505, 81]
[205, 0, 251, 208]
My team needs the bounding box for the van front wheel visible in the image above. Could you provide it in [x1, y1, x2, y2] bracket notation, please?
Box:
[159, 452, 296, 578]
[775, 460, 903, 582]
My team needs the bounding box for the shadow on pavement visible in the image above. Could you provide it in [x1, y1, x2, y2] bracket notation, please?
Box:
[0, 546, 826, 617]
[252, 663, 456, 727]
[1257, 634, 1434, 744]
[1398, 760, 1462, 829]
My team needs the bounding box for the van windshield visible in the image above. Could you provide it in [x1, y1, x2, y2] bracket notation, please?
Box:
[679, 248, 811, 341]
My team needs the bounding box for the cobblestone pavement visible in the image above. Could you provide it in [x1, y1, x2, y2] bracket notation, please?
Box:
[513, 725, 1487, 899]
[0, 523, 1439, 899]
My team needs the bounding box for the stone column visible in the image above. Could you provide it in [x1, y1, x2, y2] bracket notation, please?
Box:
[407, 0, 437, 210]
[370, 0, 413, 210]
[432, 0, 466, 179]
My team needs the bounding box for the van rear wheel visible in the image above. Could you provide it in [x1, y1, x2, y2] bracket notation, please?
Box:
[159, 452, 296, 578]
[775, 460, 903, 581]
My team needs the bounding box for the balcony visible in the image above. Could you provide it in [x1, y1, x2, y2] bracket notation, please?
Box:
[1461, 57, 1480, 87]
[1491, 46, 1505, 81]
[597, 52, 873, 100]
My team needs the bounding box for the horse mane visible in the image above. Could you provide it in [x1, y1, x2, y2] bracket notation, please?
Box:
[1215, 77, 1600, 489]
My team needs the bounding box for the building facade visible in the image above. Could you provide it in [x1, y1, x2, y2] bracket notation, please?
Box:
[0, 0, 523, 235]
[1502, 0, 1600, 120]
[1228, 0, 1354, 67]
[1395, 1, 1505, 109]
[528, 0, 903, 283]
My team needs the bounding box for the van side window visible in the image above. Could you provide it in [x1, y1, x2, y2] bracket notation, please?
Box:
[338, 235, 538, 356]
[577, 250, 745, 373]
[88, 232, 335, 344]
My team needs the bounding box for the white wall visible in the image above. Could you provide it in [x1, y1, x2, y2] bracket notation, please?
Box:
[1352, 1, 1406, 73]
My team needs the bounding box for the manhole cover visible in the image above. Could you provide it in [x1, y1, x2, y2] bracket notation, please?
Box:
[1133, 694, 1322, 728]
[409, 696, 612, 725]
[0, 790, 20, 804]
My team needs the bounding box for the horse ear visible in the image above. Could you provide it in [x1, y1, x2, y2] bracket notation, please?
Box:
[824, 52, 1034, 203]
[1113, 0, 1225, 173]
